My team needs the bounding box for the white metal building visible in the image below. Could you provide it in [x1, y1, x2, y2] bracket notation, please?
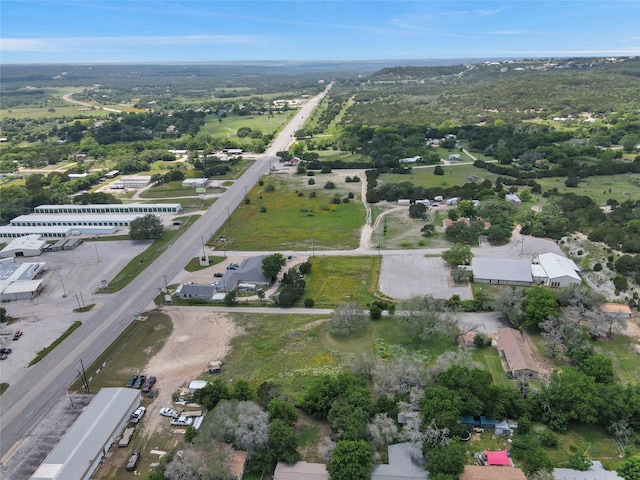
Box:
[182, 178, 208, 188]
[110, 175, 151, 188]
[534, 253, 581, 287]
[0, 234, 47, 258]
[11, 213, 143, 228]
[0, 261, 46, 302]
[0, 225, 117, 238]
[30, 388, 140, 480]
[472, 258, 533, 286]
[34, 203, 182, 214]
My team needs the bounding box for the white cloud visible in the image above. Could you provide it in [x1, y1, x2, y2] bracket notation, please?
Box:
[0, 34, 258, 52]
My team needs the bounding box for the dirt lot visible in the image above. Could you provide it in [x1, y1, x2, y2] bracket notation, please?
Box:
[139, 307, 242, 438]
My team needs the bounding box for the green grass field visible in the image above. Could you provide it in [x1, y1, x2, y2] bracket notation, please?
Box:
[201, 111, 295, 137]
[535, 172, 640, 205]
[69, 312, 172, 392]
[139, 181, 197, 198]
[471, 347, 511, 386]
[303, 256, 382, 307]
[213, 176, 364, 250]
[379, 163, 503, 191]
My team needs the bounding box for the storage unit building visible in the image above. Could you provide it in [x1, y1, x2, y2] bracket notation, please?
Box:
[0, 235, 47, 258]
[30, 388, 140, 480]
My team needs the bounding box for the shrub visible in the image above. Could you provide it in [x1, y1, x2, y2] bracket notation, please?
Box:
[304, 298, 315, 308]
[260, 206, 267, 213]
[348, 192, 355, 199]
[244, 197, 251, 204]
[308, 178, 315, 185]
[309, 191, 317, 198]
[593, 263, 603, 272]
[307, 170, 315, 176]
[324, 181, 336, 189]
[369, 304, 382, 320]
[298, 192, 304, 197]
[265, 184, 275, 192]
[613, 276, 629, 291]
[541, 431, 558, 448]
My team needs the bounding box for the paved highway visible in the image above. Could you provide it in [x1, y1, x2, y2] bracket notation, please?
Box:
[0, 85, 330, 461]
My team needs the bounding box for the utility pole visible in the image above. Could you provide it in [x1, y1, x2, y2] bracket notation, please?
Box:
[226, 207, 231, 227]
[163, 275, 169, 293]
[79, 358, 90, 393]
[94, 244, 100, 262]
[79, 291, 85, 310]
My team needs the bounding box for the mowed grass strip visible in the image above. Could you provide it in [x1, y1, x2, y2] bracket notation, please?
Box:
[29, 321, 82, 366]
[471, 347, 511, 386]
[69, 312, 172, 392]
[303, 256, 381, 307]
[218, 182, 364, 250]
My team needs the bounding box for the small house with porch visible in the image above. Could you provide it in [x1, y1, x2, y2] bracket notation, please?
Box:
[496, 328, 539, 379]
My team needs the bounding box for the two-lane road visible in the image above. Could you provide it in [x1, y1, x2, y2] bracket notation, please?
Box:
[0, 85, 330, 461]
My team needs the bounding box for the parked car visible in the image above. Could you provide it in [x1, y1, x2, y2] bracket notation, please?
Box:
[431, 203, 439, 207]
[160, 407, 180, 418]
[0, 348, 12, 355]
[0, 353, 7, 361]
[170, 415, 193, 427]
[142, 376, 156, 393]
[213, 272, 224, 278]
[133, 375, 146, 389]
[126, 451, 141, 471]
[13, 330, 23, 341]
[126, 375, 138, 388]
[130, 406, 146, 424]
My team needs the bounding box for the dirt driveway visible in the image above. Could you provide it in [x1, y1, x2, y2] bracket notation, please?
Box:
[139, 307, 241, 438]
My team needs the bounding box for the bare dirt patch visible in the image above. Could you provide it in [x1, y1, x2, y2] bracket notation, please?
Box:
[140, 307, 242, 438]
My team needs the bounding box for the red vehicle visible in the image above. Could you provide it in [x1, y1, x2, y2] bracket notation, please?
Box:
[13, 330, 23, 341]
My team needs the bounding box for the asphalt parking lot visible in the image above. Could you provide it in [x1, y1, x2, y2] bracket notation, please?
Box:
[379, 254, 473, 300]
[0, 240, 151, 386]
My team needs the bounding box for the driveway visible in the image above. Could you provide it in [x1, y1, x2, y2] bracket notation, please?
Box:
[379, 254, 472, 300]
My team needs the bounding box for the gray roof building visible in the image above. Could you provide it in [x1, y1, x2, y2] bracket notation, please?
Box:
[30, 388, 140, 480]
[0, 234, 47, 258]
[215, 255, 270, 292]
[472, 258, 532, 286]
[553, 461, 623, 480]
[176, 283, 216, 300]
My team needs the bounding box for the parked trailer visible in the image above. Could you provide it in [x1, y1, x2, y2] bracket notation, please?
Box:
[118, 427, 135, 447]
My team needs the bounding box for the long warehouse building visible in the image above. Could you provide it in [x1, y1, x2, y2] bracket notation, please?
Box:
[30, 388, 140, 480]
[0, 226, 117, 238]
[34, 203, 182, 214]
[11, 213, 145, 227]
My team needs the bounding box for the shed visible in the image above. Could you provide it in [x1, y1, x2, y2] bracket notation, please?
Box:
[30, 388, 140, 480]
[1, 279, 43, 301]
[449, 154, 462, 161]
[51, 238, 69, 251]
[63, 237, 83, 250]
[601, 303, 632, 319]
[495, 419, 514, 435]
[0, 234, 47, 258]
[188, 380, 208, 394]
[505, 194, 521, 206]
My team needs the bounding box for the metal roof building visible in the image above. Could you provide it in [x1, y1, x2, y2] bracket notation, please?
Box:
[535, 253, 581, 287]
[30, 388, 140, 480]
[0, 225, 117, 239]
[34, 203, 182, 214]
[11, 213, 143, 227]
[472, 258, 532, 286]
[0, 234, 47, 258]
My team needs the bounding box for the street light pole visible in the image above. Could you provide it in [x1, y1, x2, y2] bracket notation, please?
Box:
[59, 274, 67, 297]
[163, 275, 169, 293]
[94, 244, 100, 262]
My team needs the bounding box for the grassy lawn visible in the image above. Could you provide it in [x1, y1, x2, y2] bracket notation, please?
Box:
[29, 321, 82, 366]
[201, 111, 295, 137]
[69, 312, 172, 392]
[220, 312, 415, 400]
[471, 347, 511, 386]
[548, 424, 622, 470]
[380, 163, 502, 191]
[184, 255, 226, 272]
[213, 177, 364, 250]
[303, 256, 382, 307]
[0, 383, 8, 396]
[102, 215, 200, 292]
[591, 333, 640, 384]
[535, 172, 640, 205]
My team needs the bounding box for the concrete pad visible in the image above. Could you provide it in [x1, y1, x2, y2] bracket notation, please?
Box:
[379, 254, 472, 300]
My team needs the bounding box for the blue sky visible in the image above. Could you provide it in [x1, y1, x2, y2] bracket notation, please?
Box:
[1, 1, 639, 63]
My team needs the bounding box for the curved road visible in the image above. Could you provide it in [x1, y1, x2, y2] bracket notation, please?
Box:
[0, 86, 331, 460]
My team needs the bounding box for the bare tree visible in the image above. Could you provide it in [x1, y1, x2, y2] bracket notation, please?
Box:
[330, 302, 368, 334]
[366, 413, 399, 447]
[493, 287, 524, 327]
[540, 318, 565, 358]
[372, 356, 426, 395]
[609, 418, 633, 448]
[164, 448, 234, 480]
[428, 347, 480, 379]
[351, 352, 378, 380]
[224, 401, 269, 452]
[423, 419, 452, 447]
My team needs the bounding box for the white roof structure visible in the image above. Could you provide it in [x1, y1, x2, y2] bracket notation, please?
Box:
[30, 388, 140, 480]
[0, 226, 116, 238]
[11, 213, 142, 226]
[189, 380, 208, 392]
[34, 203, 182, 214]
[472, 258, 532, 284]
[537, 253, 580, 280]
[0, 234, 47, 257]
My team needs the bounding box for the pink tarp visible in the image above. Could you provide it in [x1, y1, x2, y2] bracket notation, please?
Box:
[485, 450, 511, 466]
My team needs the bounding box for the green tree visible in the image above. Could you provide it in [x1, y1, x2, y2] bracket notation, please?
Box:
[457, 199, 477, 218]
[193, 378, 230, 410]
[262, 253, 286, 282]
[223, 289, 237, 306]
[442, 243, 473, 267]
[268, 398, 298, 426]
[326, 440, 373, 480]
[409, 203, 427, 218]
[129, 214, 164, 240]
[618, 457, 640, 480]
[523, 286, 557, 328]
[0, 307, 8, 323]
[434, 166, 444, 175]
[268, 419, 301, 464]
[232, 379, 256, 401]
[426, 441, 466, 478]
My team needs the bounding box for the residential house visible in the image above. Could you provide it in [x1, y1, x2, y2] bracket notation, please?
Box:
[176, 283, 216, 300]
[496, 328, 539, 379]
[461, 465, 527, 480]
[601, 303, 633, 319]
[553, 461, 623, 480]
